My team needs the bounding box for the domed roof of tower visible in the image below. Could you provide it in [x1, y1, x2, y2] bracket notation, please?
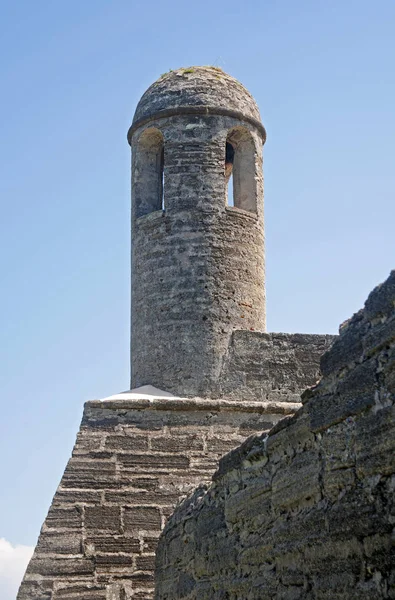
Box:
[132, 66, 262, 127]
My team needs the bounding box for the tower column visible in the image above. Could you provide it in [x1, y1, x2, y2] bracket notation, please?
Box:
[128, 67, 267, 396]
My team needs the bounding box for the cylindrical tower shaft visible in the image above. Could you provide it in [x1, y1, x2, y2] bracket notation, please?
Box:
[128, 67, 266, 397]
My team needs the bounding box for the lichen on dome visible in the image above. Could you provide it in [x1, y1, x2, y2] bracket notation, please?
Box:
[132, 65, 261, 126]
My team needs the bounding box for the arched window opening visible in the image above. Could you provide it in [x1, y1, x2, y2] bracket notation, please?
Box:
[225, 128, 257, 213]
[225, 141, 235, 206]
[134, 128, 164, 219]
[160, 146, 165, 211]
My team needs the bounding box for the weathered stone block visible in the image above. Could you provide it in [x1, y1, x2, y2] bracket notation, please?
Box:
[323, 467, 356, 502]
[308, 359, 378, 432]
[45, 506, 82, 530]
[37, 531, 82, 554]
[104, 489, 180, 505]
[320, 315, 366, 377]
[62, 458, 117, 488]
[206, 436, 244, 454]
[105, 434, 149, 451]
[85, 506, 121, 531]
[364, 271, 395, 320]
[326, 491, 390, 540]
[320, 420, 356, 470]
[150, 435, 204, 453]
[72, 432, 106, 455]
[95, 555, 133, 568]
[195, 503, 225, 538]
[123, 507, 161, 531]
[121, 476, 159, 490]
[272, 450, 321, 512]
[52, 489, 102, 505]
[271, 508, 328, 555]
[85, 535, 140, 554]
[118, 453, 190, 471]
[26, 557, 94, 576]
[225, 479, 271, 527]
[17, 580, 53, 600]
[363, 316, 395, 357]
[135, 554, 156, 571]
[355, 405, 395, 477]
[54, 585, 107, 600]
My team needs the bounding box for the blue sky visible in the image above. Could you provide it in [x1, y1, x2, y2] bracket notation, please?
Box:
[0, 0, 394, 593]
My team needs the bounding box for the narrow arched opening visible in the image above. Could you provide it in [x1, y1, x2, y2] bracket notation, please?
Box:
[133, 128, 164, 219]
[225, 141, 235, 206]
[225, 128, 257, 213]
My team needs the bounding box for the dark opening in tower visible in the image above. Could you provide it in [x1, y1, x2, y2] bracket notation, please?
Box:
[225, 141, 235, 206]
[134, 128, 164, 218]
[225, 128, 257, 213]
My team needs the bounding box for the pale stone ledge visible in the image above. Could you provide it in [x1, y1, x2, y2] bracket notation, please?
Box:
[86, 395, 302, 415]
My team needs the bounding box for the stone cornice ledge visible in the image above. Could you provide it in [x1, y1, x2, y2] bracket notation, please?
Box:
[85, 397, 301, 415]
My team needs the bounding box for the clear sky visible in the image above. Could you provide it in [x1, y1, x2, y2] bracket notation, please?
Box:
[0, 0, 394, 595]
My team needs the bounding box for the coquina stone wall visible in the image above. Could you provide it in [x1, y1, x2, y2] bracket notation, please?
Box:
[18, 333, 332, 600]
[155, 271, 395, 600]
[19, 398, 278, 600]
[130, 67, 267, 398]
[217, 331, 333, 402]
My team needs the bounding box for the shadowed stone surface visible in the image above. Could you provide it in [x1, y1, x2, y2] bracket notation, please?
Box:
[155, 271, 395, 600]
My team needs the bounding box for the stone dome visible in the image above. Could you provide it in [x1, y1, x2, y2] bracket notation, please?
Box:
[131, 66, 262, 130]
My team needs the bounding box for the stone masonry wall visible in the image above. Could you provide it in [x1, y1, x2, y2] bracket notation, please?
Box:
[18, 397, 299, 600]
[18, 327, 333, 600]
[130, 67, 267, 398]
[218, 331, 334, 402]
[155, 271, 395, 600]
[131, 112, 266, 398]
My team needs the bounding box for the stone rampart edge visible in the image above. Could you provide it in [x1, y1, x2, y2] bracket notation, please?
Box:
[84, 397, 301, 415]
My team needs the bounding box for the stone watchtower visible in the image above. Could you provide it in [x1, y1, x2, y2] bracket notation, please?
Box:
[18, 68, 334, 600]
[129, 66, 266, 396]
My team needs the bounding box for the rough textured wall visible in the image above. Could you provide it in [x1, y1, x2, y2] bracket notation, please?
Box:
[131, 115, 265, 397]
[218, 331, 335, 402]
[131, 67, 261, 127]
[130, 67, 267, 398]
[18, 324, 332, 599]
[155, 271, 395, 600]
[18, 397, 297, 600]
